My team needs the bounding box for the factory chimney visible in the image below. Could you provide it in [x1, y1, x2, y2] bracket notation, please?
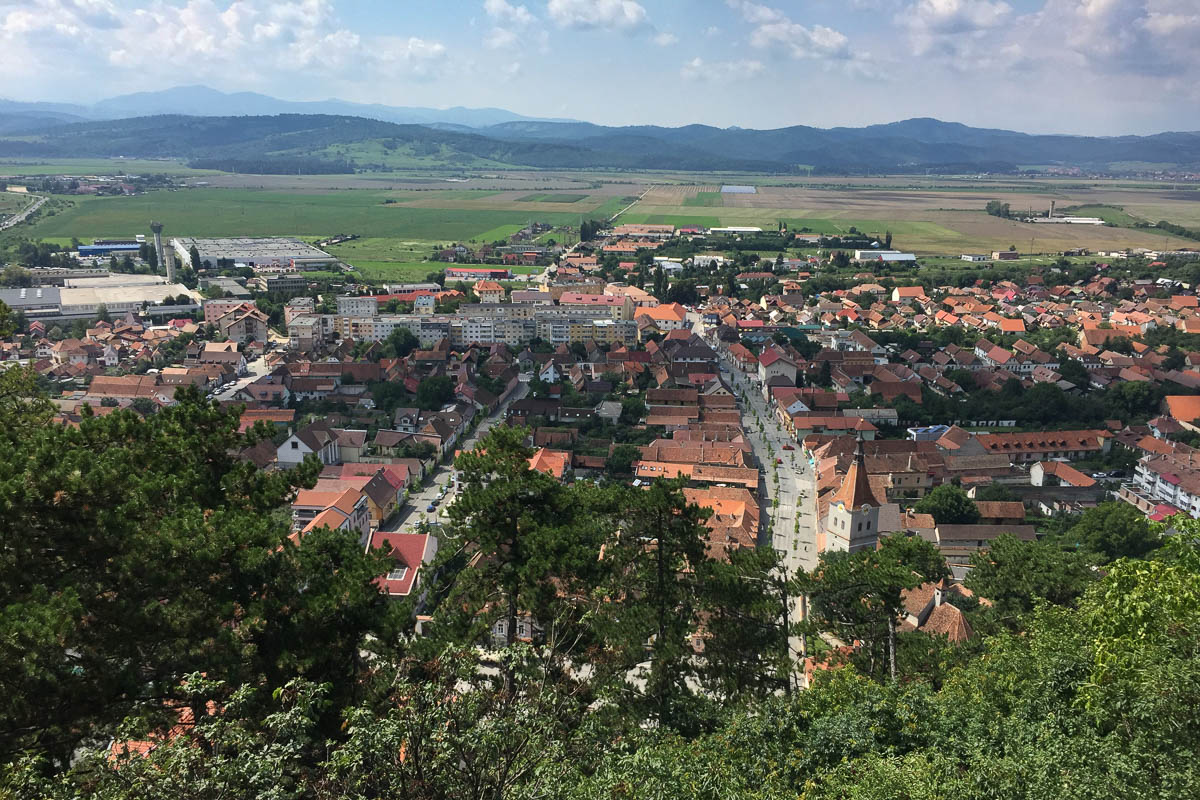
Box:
[150, 221, 176, 284]
[1049, 200, 1056, 219]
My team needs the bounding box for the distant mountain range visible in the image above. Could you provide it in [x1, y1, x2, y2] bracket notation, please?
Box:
[0, 86, 1198, 173]
[0, 85, 576, 131]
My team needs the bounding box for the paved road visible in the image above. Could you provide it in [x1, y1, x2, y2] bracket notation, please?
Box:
[382, 377, 530, 534]
[0, 192, 47, 231]
[721, 362, 819, 573]
[213, 352, 274, 401]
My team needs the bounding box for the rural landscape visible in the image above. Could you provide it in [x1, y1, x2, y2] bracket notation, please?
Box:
[3, 1, 1200, 798]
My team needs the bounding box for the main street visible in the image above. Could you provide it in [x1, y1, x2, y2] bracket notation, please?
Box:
[721, 358, 820, 574]
[688, 312, 818, 573]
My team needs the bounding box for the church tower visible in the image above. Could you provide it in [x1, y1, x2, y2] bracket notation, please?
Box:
[823, 437, 883, 553]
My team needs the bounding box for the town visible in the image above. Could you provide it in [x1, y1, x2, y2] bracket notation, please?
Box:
[4, 6, 1200, 791]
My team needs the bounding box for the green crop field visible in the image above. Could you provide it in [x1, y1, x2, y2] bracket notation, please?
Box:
[13, 188, 584, 242]
[1058, 204, 1145, 226]
[517, 193, 589, 203]
[346, 261, 440, 282]
[0, 159, 219, 176]
[683, 192, 723, 207]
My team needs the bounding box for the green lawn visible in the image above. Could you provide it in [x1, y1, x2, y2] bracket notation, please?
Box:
[517, 193, 589, 203]
[15, 188, 584, 242]
[683, 192, 723, 207]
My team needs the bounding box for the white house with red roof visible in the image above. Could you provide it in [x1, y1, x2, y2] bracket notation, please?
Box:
[758, 345, 798, 385]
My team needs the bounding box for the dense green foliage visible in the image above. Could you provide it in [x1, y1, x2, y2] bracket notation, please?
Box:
[2, 378, 1196, 798]
[913, 484, 980, 524]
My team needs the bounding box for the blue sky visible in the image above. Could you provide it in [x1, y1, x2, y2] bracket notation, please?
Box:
[1, 0, 1198, 135]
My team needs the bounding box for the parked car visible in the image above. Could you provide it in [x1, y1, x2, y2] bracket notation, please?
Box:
[783, 444, 795, 450]
[426, 504, 436, 513]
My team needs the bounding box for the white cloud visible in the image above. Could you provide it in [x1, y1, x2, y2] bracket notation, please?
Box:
[484, 0, 535, 26]
[0, 0, 451, 94]
[680, 57, 765, 83]
[486, 27, 519, 49]
[905, 0, 1011, 34]
[653, 31, 678, 46]
[725, 0, 853, 59]
[547, 0, 647, 31]
[899, 0, 1012, 56]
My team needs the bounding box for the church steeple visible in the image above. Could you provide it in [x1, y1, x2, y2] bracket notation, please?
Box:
[830, 436, 880, 510]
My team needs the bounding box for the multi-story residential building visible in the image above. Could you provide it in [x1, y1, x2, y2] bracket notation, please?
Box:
[337, 295, 379, 318]
[1132, 450, 1200, 518]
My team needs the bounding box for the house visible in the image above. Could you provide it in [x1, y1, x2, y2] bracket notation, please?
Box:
[474, 280, 505, 304]
[310, 472, 400, 529]
[974, 500, 1026, 526]
[277, 421, 341, 468]
[333, 429, 369, 462]
[900, 580, 975, 642]
[758, 346, 797, 386]
[292, 487, 371, 547]
[1030, 461, 1096, 488]
[891, 286, 928, 304]
[1164, 395, 1200, 432]
[528, 447, 571, 481]
[367, 530, 438, 599]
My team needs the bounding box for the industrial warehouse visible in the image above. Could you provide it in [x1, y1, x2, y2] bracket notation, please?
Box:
[170, 236, 339, 271]
[0, 272, 199, 321]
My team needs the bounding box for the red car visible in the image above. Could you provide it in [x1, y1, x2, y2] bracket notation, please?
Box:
[782, 444, 795, 450]
[776, 458, 783, 464]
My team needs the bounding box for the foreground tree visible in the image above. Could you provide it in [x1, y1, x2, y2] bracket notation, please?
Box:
[802, 535, 949, 681]
[965, 533, 1096, 624]
[0, 388, 393, 764]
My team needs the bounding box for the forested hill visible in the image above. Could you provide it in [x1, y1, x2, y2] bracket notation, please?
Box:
[0, 113, 780, 173]
[1, 112, 1199, 173]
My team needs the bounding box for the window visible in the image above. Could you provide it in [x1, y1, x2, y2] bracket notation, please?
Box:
[386, 566, 408, 582]
[517, 623, 528, 637]
[866, 520, 871, 530]
[857, 522, 862, 532]
[291, 441, 299, 449]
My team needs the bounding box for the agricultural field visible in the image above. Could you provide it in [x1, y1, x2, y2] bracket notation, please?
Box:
[0, 158, 219, 177]
[619, 182, 1200, 255]
[517, 193, 589, 203]
[683, 192, 724, 207]
[7, 173, 1197, 272]
[10, 188, 585, 242]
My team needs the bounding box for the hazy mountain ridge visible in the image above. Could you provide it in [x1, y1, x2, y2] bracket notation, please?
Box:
[0, 85, 577, 129]
[0, 93, 1198, 172]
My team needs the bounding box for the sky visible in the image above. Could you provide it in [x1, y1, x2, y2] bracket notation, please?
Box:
[1, 0, 1198, 135]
